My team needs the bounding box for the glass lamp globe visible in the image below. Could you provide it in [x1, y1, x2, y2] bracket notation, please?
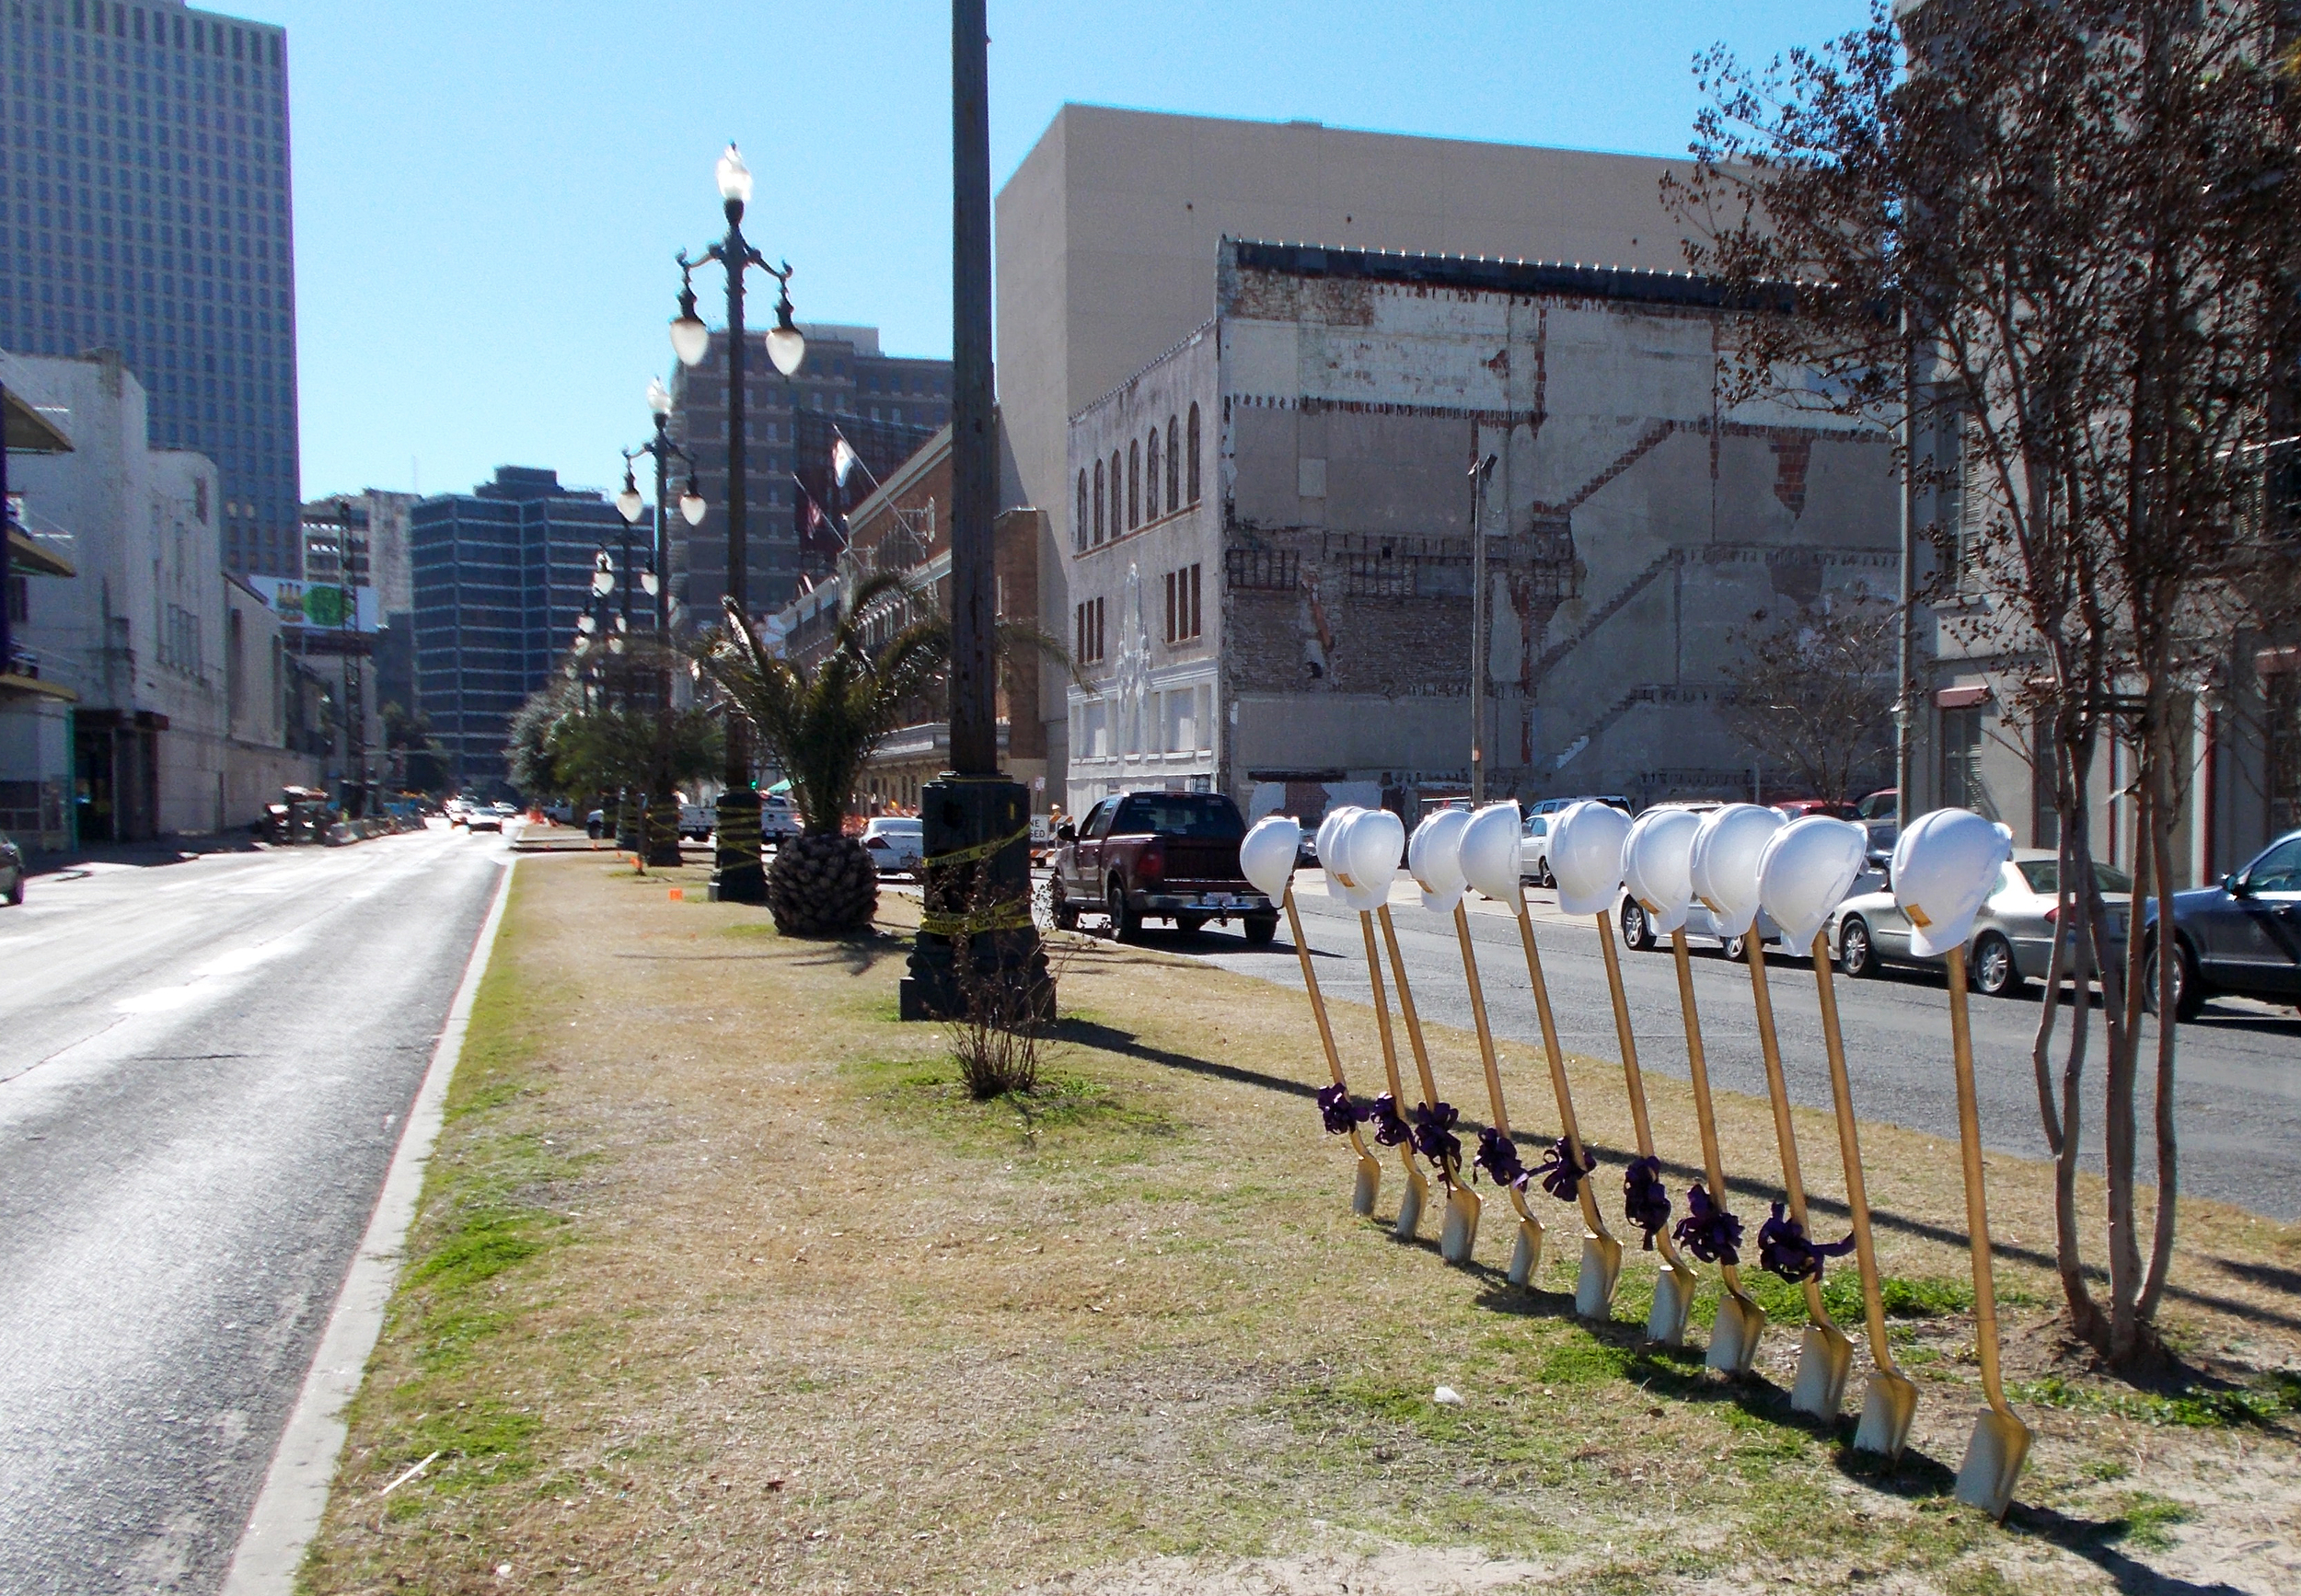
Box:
[766, 316, 805, 377]
[592, 570, 614, 596]
[608, 635, 625, 655]
[576, 612, 597, 634]
[670, 312, 710, 367]
[680, 489, 707, 526]
[616, 480, 645, 523]
[715, 144, 754, 205]
[572, 634, 591, 654]
[641, 569, 661, 596]
[646, 376, 673, 417]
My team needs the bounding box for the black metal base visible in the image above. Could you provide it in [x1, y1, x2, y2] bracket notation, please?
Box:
[709, 788, 767, 904]
[900, 774, 1053, 1022]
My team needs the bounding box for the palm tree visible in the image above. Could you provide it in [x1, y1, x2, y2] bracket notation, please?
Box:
[703, 570, 1068, 936]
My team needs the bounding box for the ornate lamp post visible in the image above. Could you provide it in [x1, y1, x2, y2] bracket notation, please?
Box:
[630, 376, 706, 640]
[671, 145, 806, 904]
[900, 0, 1051, 1020]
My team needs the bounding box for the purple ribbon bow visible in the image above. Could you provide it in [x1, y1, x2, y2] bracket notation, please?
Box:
[1316, 1082, 1370, 1137]
[1756, 1201, 1856, 1283]
[1407, 1100, 1463, 1173]
[1474, 1127, 1526, 1188]
[1531, 1136, 1596, 1204]
[1366, 1093, 1413, 1148]
[1623, 1156, 1672, 1249]
[1672, 1183, 1744, 1265]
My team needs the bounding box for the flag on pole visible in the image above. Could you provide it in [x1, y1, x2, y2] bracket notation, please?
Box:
[831, 434, 860, 487]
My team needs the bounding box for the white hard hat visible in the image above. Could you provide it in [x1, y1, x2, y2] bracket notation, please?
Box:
[1458, 802, 1524, 903]
[1408, 807, 1472, 915]
[1239, 815, 1301, 903]
[1340, 806, 1405, 913]
[1317, 806, 1363, 904]
[1549, 801, 1632, 918]
[1622, 807, 1702, 935]
[1891, 807, 2013, 958]
[1757, 815, 1870, 951]
[1688, 804, 1786, 938]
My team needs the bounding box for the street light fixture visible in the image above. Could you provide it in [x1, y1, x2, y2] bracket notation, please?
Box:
[673, 140, 806, 904]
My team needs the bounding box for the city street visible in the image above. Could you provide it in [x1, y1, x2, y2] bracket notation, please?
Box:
[1122, 874, 2301, 1222]
[0, 827, 506, 1595]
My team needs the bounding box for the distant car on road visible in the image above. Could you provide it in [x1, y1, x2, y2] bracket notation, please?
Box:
[468, 804, 508, 834]
[1525, 794, 1632, 821]
[1830, 849, 2132, 997]
[2142, 828, 2301, 1020]
[1, 829, 24, 906]
[861, 816, 925, 875]
[1771, 798, 1862, 823]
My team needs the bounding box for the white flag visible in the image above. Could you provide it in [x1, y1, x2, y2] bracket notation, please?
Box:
[831, 434, 860, 486]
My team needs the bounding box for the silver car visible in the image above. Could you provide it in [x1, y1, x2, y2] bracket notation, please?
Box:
[1830, 849, 2133, 997]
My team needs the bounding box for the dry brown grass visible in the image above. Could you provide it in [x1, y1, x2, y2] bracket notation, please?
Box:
[299, 854, 2301, 1595]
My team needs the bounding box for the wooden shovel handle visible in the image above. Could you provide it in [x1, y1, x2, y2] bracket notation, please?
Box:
[1672, 928, 1750, 1299]
[1359, 912, 1410, 1109]
[1284, 884, 1375, 1162]
[1810, 931, 1900, 1373]
[1515, 905, 1612, 1241]
[1746, 945, 1835, 1329]
[1596, 914, 1694, 1275]
[1946, 945, 2012, 1417]
[1448, 904, 1541, 1224]
[1377, 907, 1444, 1110]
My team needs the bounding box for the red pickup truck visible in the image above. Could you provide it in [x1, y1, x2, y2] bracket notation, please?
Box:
[1048, 790, 1278, 943]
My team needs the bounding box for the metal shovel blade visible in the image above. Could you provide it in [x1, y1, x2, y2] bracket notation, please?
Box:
[1953, 1408, 2033, 1520]
[1508, 1213, 1544, 1287]
[1351, 1151, 1382, 1217]
[1440, 1183, 1482, 1266]
[1647, 1264, 1695, 1344]
[1393, 1160, 1429, 1242]
[1853, 1370, 1919, 1460]
[1706, 1292, 1768, 1375]
[1791, 1321, 1855, 1420]
[1575, 1231, 1624, 1320]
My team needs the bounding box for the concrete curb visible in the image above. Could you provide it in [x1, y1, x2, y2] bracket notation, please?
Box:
[218, 855, 518, 1595]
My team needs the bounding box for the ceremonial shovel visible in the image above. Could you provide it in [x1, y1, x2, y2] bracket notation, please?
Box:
[1758, 815, 1920, 1458]
[1320, 808, 1427, 1241]
[1463, 803, 1622, 1314]
[1625, 807, 1766, 1374]
[1896, 809, 2032, 1519]
[1408, 808, 1537, 1285]
[1240, 816, 1380, 1216]
[1694, 805, 1854, 1419]
[1345, 809, 1481, 1265]
[1550, 801, 1699, 1343]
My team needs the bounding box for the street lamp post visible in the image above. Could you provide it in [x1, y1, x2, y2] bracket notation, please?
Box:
[672, 145, 805, 905]
[630, 376, 706, 641]
[899, 0, 1051, 1021]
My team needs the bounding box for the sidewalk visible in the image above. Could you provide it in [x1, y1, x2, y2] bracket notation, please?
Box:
[294, 850, 2301, 1595]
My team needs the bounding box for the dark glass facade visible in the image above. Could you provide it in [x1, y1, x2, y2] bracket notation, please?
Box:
[411, 467, 623, 791]
[0, 1, 300, 577]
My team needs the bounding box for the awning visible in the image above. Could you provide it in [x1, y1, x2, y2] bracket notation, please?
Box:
[0, 671, 78, 703]
[3, 386, 74, 455]
[8, 524, 75, 578]
[1935, 684, 1994, 709]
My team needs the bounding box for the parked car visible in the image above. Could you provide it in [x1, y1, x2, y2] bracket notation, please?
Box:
[761, 792, 803, 842]
[1857, 788, 1899, 857]
[861, 816, 926, 875]
[2141, 828, 2301, 1020]
[1525, 794, 1632, 820]
[1050, 790, 1276, 943]
[1829, 849, 2132, 997]
[1771, 798, 1862, 823]
[1, 829, 24, 906]
[1521, 811, 1555, 886]
[1612, 802, 1789, 960]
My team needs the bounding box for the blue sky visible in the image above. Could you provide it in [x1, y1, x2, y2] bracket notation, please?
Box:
[229, 1, 1869, 502]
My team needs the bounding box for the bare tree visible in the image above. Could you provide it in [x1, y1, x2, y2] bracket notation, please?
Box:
[1723, 596, 1899, 803]
[1671, 0, 2301, 1366]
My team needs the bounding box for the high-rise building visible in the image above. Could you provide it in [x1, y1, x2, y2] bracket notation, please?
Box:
[410, 467, 624, 791]
[665, 322, 948, 630]
[0, 1, 300, 577]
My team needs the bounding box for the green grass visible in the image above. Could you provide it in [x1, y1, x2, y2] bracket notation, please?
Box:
[841, 1054, 1182, 1159]
[2011, 1369, 2301, 1428]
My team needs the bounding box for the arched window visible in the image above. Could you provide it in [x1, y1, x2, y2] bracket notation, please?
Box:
[1165, 415, 1180, 510]
[1186, 403, 1202, 503]
[1111, 451, 1124, 531]
[1092, 458, 1105, 545]
[1076, 470, 1089, 552]
[1127, 440, 1141, 529]
[1145, 429, 1162, 520]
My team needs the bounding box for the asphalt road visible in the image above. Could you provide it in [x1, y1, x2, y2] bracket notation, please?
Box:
[0, 825, 506, 1595]
[1099, 873, 2301, 1221]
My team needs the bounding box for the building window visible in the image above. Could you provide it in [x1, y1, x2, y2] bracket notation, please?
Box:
[1092, 458, 1104, 546]
[1940, 705, 1994, 818]
[1074, 596, 1106, 664]
[1163, 562, 1201, 643]
[1110, 450, 1122, 534]
[1076, 470, 1089, 553]
[1145, 428, 1162, 520]
[1127, 441, 1140, 530]
[1224, 547, 1297, 590]
[1185, 403, 1202, 503]
[1166, 415, 1180, 510]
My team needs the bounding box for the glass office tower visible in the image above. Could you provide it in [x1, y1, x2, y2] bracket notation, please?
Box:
[0, 1, 300, 575]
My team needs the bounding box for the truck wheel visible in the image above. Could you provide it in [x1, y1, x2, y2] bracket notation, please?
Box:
[1243, 914, 1278, 946]
[1050, 888, 1079, 931]
[1107, 881, 1142, 943]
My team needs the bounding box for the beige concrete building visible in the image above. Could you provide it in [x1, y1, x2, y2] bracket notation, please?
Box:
[1062, 241, 1899, 818]
[998, 105, 1712, 799]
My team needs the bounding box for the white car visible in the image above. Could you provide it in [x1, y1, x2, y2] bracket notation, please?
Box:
[1521, 812, 1555, 886]
[761, 793, 803, 842]
[861, 817, 926, 875]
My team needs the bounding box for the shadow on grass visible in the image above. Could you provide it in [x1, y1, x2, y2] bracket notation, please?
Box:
[2003, 1503, 2242, 1595]
[790, 928, 908, 977]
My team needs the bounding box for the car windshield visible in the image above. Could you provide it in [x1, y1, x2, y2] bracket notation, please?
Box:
[1116, 794, 1245, 838]
[2015, 859, 2135, 895]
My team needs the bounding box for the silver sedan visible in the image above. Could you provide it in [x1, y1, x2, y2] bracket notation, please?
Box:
[1830, 849, 2133, 997]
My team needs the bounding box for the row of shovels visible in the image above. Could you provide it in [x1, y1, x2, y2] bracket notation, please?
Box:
[1236, 800, 2032, 1519]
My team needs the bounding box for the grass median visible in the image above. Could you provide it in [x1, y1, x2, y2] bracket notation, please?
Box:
[299, 853, 2301, 1594]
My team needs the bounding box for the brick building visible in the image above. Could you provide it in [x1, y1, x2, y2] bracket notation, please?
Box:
[1061, 239, 1899, 819]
